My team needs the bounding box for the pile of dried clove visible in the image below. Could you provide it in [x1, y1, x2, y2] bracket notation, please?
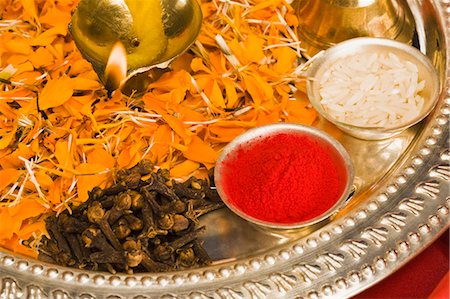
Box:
[38, 160, 224, 274]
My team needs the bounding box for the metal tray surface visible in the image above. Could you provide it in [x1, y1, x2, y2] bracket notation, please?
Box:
[0, 0, 449, 298]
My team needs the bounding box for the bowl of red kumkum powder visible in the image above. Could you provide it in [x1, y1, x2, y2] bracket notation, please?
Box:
[214, 123, 354, 230]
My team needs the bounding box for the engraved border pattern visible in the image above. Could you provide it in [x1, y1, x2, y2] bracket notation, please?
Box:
[0, 1, 449, 298]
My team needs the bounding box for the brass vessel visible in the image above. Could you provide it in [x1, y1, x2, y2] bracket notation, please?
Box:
[296, 0, 416, 57]
[69, 0, 202, 94]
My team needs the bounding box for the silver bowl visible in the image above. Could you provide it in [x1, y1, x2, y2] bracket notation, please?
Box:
[306, 37, 441, 140]
[214, 123, 354, 230]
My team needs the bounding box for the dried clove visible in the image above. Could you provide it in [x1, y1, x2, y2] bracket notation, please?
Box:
[141, 251, 171, 272]
[141, 189, 163, 215]
[157, 214, 175, 230]
[139, 196, 156, 237]
[156, 168, 170, 182]
[129, 190, 145, 210]
[58, 214, 88, 234]
[88, 186, 104, 200]
[173, 178, 205, 199]
[108, 192, 132, 224]
[123, 239, 143, 268]
[192, 239, 212, 266]
[86, 202, 123, 251]
[121, 172, 142, 189]
[171, 214, 190, 232]
[81, 227, 115, 252]
[65, 233, 85, 264]
[45, 218, 72, 255]
[153, 243, 174, 262]
[177, 247, 196, 268]
[130, 159, 154, 176]
[170, 226, 206, 250]
[186, 201, 224, 222]
[160, 199, 187, 214]
[38, 251, 56, 264]
[90, 250, 125, 264]
[142, 177, 179, 202]
[114, 219, 132, 239]
[38, 160, 223, 273]
[124, 214, 144, 231]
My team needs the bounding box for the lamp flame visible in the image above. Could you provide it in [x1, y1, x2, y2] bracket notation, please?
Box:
[104, 41, 127, 94]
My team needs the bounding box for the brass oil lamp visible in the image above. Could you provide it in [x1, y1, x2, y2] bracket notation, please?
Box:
[69, 0, 203, 95]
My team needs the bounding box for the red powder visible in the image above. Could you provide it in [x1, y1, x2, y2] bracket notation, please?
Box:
[219, 132, 348, 224]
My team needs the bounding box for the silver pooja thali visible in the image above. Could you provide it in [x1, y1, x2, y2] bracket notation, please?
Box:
[0, 0, 449, 298]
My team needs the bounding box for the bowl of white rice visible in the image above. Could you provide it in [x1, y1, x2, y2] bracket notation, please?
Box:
[306, 37, 441, 140]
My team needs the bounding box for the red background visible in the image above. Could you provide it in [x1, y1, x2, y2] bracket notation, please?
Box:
[355, 230, 449, 299]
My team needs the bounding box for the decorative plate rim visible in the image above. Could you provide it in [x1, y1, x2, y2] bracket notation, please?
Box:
[1, 0, 449, 298]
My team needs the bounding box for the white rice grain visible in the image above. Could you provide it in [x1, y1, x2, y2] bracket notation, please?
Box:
[318, 52, 425, 128]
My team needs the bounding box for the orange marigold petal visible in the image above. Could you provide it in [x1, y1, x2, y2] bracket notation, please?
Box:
[54, 140, 73, 168]
[149, 70, 191, 91]
[243, 34, 266, 63]
[150, 125, 172, 162]
[20, 0, 38, 23]
[87, 147, 116, 170]
[162, 114, 192, 140]
[0, 234, 38, 258]
[75, 163, 110, 202]
[209, 51, 227, 73]
[227, 38, 246, 65]
[184, 136, 218, 164]
[224, 78, 239, 108]
[34, 171, 54, 189]
[0, 129, 16, 150]
[243, 74, 263, 106]
[0, 209, 21, 240]
[190, 57, 212, 73]
[0, 169, 22, 191]
[39, 7, 71, 27]
[0, 144, 35, 169]
[205, 80, 226, 108]
[39, 76, 74, 110]
[29, 47, 55, 68]
[285, 99, 318, 125]
[209, 126, 246, 143]
[14, 61, 35, 76]
[31, 24, 68, 46]
[17, 221, 46, 240]
[4, 38, 31, 55]
[71, 77, 102, 90]
[272, 47, 297, 73]
[8, 197, 47, 221]
[170, 160, 200, 178]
